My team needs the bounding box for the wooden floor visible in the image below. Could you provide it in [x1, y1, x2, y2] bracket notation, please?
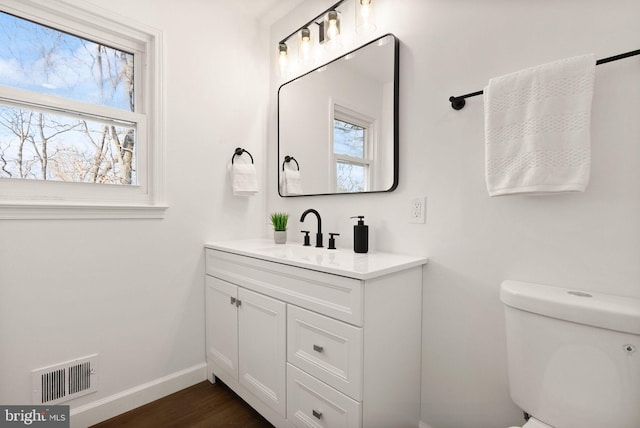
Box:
[91, 381, 274, 428]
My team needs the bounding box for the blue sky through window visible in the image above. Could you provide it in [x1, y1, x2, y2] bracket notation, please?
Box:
[334, 119, 365, 158]
[0, 11, 134, 111]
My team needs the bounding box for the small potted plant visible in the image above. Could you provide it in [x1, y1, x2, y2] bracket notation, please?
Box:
[270, 212, 289, 244]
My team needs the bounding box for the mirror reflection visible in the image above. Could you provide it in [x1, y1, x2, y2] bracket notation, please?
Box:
[278, 34, 398, 196]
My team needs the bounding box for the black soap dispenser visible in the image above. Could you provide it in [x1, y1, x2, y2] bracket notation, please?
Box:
[351, 216, 368, 254]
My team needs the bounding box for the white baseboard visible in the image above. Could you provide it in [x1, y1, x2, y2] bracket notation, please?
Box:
[70, 362, 207, 428]
[419, 421, 434, 428]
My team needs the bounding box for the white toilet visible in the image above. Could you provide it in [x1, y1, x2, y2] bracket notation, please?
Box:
[500, 280, 640, 428]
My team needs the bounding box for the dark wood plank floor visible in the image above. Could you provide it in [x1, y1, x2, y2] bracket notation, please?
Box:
[90, 381, 274, 428]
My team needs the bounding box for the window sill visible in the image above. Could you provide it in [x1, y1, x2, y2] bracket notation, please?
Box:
[0, 202, 168, 220]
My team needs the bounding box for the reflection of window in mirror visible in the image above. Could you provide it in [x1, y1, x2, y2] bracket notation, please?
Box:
[332, 104, 376, 193]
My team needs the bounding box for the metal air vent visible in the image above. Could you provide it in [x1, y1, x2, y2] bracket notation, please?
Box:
[32, 354, 98, 404]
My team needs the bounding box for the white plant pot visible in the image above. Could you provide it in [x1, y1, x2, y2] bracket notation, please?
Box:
[274, 230, 287, 244]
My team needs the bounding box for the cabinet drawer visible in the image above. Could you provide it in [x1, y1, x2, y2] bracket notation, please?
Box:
[288, 305, 363, 400]
[206, 249, 363, 325]
[287, 364, 361, 428]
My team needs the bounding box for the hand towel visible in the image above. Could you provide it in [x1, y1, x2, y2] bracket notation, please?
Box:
[484, 53, 596, 196]
[231, 163, 258, 196]
[280, 167, 303, 196]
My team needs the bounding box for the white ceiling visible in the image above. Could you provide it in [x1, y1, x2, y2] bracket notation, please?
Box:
[234, 0, 305, 25]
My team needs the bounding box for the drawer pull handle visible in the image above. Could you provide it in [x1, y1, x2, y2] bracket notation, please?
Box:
[313, 344, 324, 353]
[230, 297, 241, 307]
[312, 409, 322, 419]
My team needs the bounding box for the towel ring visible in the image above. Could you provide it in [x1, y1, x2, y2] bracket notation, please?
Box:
[231, 147, 254, 164]
[282, 156, 300, 171]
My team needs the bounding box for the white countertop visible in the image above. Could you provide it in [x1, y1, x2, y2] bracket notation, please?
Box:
[205, 239, 428, 280]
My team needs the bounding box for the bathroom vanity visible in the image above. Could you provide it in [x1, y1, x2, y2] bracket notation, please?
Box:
[204, 239, 427, 428]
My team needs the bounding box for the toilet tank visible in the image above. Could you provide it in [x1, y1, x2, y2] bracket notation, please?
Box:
[500, 280, 640, 428]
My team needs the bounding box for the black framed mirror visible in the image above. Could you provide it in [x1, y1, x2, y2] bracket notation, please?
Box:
[278, 33, 399, 197]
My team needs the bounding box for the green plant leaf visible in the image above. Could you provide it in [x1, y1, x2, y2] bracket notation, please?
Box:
[269, 212, 289, 231]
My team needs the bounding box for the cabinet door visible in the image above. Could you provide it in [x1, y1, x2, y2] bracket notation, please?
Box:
[205, 276, 238, 380]
[238, 288, 287, 417]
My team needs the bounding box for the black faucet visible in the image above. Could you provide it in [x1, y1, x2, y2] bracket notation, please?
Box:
[300, 209, 323, 248]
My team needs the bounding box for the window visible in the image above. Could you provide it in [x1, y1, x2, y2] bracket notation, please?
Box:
[332, 104, 375, 193]
[0, 0, 164, 218]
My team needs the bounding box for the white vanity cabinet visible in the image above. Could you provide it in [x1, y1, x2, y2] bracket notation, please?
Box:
[205, 239, 427, 428]
[205, 276, 287, 416]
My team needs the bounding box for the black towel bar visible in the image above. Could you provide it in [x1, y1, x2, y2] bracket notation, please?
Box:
[449, 48, 640, 110]
[231, 147, 254, 164]
[282, 156, 300, 171]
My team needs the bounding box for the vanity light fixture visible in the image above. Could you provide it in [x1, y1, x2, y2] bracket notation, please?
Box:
[277, 0, 348, 74]
[356, 0, 376, 34]
[276, 0, 377, 74]
[278, 42, 288, 74]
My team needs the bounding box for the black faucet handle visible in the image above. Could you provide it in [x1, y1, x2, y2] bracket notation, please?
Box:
[328, 233, 340, 250]
[301, 230, 311, 246]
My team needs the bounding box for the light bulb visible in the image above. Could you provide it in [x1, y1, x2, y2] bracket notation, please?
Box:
[356, 0, 376, 34]
[278, 42, 288, 75]
[326, 11, 340, 40]
[301, 27, 311, 43]
[298, 27, 312, 65]
[361, 5, 370, 21]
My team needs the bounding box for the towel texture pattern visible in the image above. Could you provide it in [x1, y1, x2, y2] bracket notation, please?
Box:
[231, 163, 258, 196]
[280, 167, 302, 196]
[484, 54, 595, 196]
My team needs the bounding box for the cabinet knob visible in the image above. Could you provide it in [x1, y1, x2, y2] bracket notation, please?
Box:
[313, 344, 324, 353]
[312, 409, 322, 419]
[230, 297, 236, 305]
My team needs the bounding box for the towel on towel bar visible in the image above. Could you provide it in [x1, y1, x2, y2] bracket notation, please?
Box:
[231, 163, 258, 196]
[484, 53, 596, 196]
[280, 167, 303, 196]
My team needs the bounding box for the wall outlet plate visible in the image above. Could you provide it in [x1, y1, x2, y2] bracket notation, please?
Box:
[409, 197, 426, 223]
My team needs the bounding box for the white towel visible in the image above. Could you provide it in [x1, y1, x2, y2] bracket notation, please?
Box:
[484, 54, 596, 196]
[280, 167, 303, 196]
[231, 163, 258, 196]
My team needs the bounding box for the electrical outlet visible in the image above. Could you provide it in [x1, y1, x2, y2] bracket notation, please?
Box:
[409, 197, 426, 223]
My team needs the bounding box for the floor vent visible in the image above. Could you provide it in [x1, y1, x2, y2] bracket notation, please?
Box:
[32, 354, 98, 404]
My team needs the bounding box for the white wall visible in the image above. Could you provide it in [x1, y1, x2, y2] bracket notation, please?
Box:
[0, 0, 269, 422]
[269, 1, 640, 427]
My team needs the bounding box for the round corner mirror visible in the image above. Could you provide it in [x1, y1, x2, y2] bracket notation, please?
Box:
[278, 33, 399, 197]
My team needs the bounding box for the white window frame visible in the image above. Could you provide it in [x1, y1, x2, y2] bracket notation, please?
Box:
[330, 102, 377, 193]
[0, 0, 165, 219]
